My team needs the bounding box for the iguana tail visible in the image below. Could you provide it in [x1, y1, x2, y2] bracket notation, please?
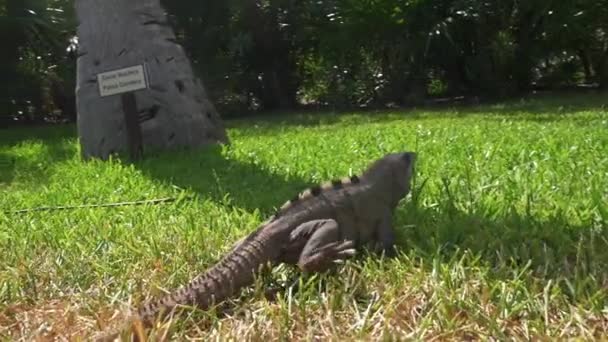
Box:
[95, 226, 282, 341]
[139, 227, 278, 321]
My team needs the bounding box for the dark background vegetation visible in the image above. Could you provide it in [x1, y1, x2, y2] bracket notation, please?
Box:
[1, 0, 607, 127]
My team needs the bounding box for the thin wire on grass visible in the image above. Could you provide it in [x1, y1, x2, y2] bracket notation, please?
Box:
[4, 195, 196, 215]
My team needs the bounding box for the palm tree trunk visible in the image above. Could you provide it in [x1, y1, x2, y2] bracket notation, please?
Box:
[75, 0, 228, 160]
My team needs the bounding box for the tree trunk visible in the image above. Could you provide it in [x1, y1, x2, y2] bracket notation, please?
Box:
[595, 48, 608, 89]
[241, 0, 298, 110]
[75, 0, 228, 160]
[50, 76, 77, 123]
[511, 5, 547, 92]
[578, 49, 594, 84]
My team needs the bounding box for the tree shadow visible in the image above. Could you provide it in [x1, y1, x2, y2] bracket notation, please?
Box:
[395, 196, 608, 284]
[0, 123, 315, 214]
[0, 124, 77, 147]
[466, 91, 607, 126]
[134, 144, 311, 216]
[225, 90, 607, 132]
[0, 151, 15, 184]
[0, 124, 77, 187]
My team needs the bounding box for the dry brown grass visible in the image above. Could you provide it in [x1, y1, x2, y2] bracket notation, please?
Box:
[2, 266, 607, 341]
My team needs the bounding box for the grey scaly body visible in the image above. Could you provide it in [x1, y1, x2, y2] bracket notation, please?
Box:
[96, 151, 416, 341]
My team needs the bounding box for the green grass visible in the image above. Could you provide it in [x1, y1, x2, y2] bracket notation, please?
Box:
[1, 92, 607, 340]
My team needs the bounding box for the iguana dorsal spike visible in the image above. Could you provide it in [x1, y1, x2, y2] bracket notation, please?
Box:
[275, 174, 362, 217]
[278, 195, 299, 214]
[95, 152, 417, 341]
[302, 185, 321, 200]
[321, 179, 343, 190]
[269, 163, 377, 227]
[310, 185, 322, 196]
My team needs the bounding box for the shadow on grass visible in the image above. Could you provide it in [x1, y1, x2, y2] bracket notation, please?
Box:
[2, 101, 606, 281]
[0, 151, 15, 184]
[0, 124, 77, 147]
[0, 123, 313, 213]
[396, 194, 608, 286]
[228, 90, 608, 130]
[0, 124, 77, 186]
[134, 145, 311, 216]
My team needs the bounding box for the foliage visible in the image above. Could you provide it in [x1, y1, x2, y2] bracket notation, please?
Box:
[0, 0, 76, 126]
[0, 92, 607, 339]
[162, 0, 608, 108]
[1, 0, 608, 121]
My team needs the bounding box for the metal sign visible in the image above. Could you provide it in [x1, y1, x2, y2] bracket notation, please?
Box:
[97, 64, 148, 97]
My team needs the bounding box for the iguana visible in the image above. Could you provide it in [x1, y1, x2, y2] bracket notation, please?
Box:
[96, 151, 416, 341]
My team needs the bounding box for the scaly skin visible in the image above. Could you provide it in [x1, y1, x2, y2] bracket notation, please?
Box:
[95, 151, 416, 341]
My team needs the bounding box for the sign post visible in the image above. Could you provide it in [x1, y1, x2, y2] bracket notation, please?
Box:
[97, 64, 149, 160]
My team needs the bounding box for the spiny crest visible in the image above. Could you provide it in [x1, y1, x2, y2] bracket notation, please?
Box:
[274, 174, 361, 217]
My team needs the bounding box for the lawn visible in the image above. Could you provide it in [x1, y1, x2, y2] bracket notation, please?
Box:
[1, 92, 607, 340]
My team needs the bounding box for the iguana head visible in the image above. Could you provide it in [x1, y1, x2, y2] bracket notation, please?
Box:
[362, 151, 417, 205]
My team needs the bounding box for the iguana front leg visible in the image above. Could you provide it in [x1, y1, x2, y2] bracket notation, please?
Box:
[281, 219, 356, 273]
[374, 209, 398, 257]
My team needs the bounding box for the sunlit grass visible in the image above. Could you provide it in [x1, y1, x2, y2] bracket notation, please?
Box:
[1, 92, 607, 340]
